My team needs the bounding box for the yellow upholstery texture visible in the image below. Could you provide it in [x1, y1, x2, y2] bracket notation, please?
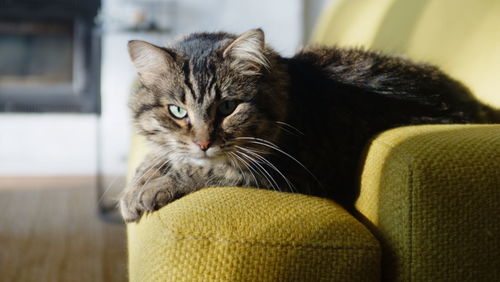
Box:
[126, 134, 150, 184]
[128, 187, 380, 281]
[312, 0, 500, 108]
[356, 124, 500, 281]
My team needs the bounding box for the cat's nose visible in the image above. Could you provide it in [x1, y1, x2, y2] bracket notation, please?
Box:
[195, 140, 211, 151]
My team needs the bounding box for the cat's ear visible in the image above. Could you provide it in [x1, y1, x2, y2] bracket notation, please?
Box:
[223, 29, 269, 75]
[128, 40, 177, 85]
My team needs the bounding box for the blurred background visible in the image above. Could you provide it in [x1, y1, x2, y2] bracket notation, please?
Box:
[1, 0, 499, 280]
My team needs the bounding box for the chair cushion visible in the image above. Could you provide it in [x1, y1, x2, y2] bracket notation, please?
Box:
[127, 187, 380, 281]
[356, 124, 500, 281]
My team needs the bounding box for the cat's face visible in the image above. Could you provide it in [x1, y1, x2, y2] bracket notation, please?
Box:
[128, 29, 287, 165]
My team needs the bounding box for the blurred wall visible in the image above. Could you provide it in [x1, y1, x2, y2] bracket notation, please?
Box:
[304, 0, 331, 42]
[0, 114, 98, 175]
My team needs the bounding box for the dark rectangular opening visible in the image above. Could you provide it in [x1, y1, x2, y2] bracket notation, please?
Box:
[0, 0, 101, 113]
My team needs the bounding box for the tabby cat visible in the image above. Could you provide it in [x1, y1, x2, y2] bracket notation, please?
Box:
[120, 29, 497, 222]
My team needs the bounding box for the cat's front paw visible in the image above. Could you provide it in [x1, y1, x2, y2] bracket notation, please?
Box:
[119, 180, 176, 222]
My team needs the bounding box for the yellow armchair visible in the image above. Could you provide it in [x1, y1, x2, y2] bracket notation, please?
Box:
[126, 0, 500, 281]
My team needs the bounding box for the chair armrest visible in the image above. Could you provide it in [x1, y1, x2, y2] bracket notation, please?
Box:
[356, 124, 500, 281]
[127, 187, 380, 281]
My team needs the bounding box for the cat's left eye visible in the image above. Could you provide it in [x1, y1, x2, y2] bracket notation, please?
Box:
[168, 104, 188, 119]
[218, 100, 239, 116]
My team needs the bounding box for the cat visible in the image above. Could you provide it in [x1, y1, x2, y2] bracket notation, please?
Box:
[120, 28, 498, 222]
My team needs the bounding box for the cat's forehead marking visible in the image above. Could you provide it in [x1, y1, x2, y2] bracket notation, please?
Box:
[171, 33, 234, 104]
[181, 57, 220, 108]
[165, 33, 246, 114]
[181, 60, 197, 103]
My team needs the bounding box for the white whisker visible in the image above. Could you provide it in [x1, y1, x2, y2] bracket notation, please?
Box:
[235, 136, 324, 191]
[226, 152, 248, 186]
[276, 124, 298, 137]
[236, 145, 296, 193]
[230, 151, 259, 187]
[98, 174, 122, 204]
[138, 158, 172, 192]
[275, 121, 304, 135]
[236, 150, 280, 192]
[130, 150, 171, 188]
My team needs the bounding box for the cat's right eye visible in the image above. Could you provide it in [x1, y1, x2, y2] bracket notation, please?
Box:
[218, 100, 239, 116]
[168, 104, 188, 119]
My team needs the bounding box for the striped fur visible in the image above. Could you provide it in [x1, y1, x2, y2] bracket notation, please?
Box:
[120, 29, 497, 222]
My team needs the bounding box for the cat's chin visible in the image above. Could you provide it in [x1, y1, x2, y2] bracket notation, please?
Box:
[185, 147, 228, 165]
[185, 155, 227, 166]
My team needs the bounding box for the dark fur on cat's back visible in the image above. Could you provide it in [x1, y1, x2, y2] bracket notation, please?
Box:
[120, 29, 498, 222]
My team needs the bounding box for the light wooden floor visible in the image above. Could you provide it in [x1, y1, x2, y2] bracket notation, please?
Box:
[0, 177, 127, 282]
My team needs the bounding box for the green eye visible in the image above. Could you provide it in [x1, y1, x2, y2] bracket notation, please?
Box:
[218, 100, 238, 116]
[168, 104, 188, 119]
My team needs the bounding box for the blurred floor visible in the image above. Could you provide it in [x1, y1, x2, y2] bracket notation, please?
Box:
[0, 177, 126, 282]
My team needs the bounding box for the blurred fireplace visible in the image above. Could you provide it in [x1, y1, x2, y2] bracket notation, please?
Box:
[0, 0, 101, 113]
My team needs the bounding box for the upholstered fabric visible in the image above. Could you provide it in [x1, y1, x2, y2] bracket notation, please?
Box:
[128, 187, 380, 281]
[356, 124, 500, 281]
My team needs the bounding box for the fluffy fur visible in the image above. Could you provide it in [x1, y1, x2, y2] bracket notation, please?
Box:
[120, 29, 497, 222]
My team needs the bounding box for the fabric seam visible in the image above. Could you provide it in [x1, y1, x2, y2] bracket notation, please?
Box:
[372, 137, 415, 281]
[408, 163, 414, 282]
[154, 209, 378, 251]
[159, 234, 379, 251]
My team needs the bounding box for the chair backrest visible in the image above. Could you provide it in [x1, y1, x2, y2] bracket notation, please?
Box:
[312, 0, 500, 108]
